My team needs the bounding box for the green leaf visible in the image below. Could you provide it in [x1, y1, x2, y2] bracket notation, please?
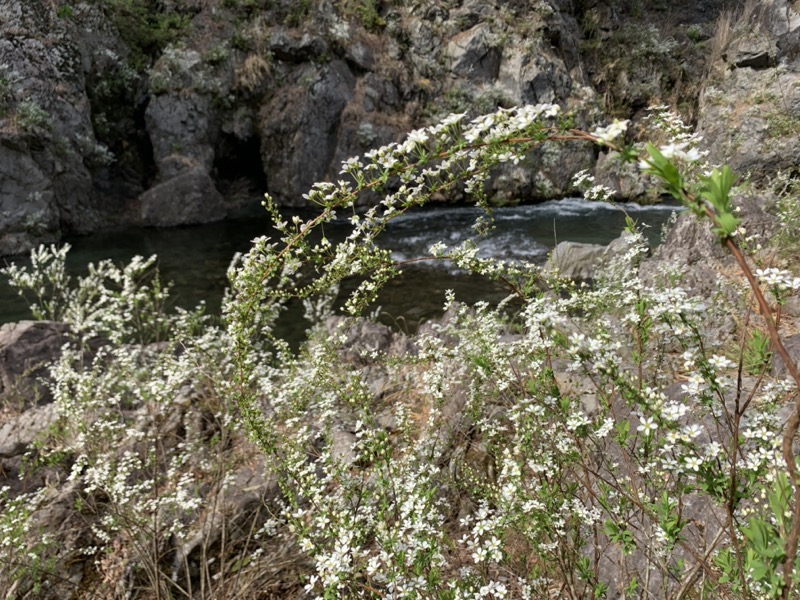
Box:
[712, 212, 741, 239]
[699, 166, 737, 215]
[619, 145, 639, 163]
[748, 557, 769, 581]
[769, 472, 791, 531]
[644, 144, 685, 200]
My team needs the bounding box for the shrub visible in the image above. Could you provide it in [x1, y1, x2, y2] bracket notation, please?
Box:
[14, 100, 50, 133]
[2, 105, 800, 598]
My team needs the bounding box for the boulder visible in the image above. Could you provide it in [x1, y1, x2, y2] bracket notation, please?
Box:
[0, 0, 112, 252]
[445, 24, 501, 82]
[0, 402, 58, 457]
[0, 320, 69, 407]
[545, 241, 607, 280]
[544, 231, 645, 281]
[260, 60, 356, 205]
[139, 168, 226, 227]
[145, 47, 221, 181]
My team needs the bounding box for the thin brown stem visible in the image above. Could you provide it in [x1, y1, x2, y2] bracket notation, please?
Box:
[720, 238, 800, 598]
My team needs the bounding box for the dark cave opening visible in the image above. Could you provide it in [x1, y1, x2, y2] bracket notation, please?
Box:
[212, 133, 267, 201]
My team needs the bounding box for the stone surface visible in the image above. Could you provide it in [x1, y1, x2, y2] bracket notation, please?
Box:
[446, 24, 501, 82]
[0, 143, 61, 255]
[269, 29, 329, 63]
[642, 192, 779, 298]
[697, 1, 800, 183]
[145, 47, 221, 181]
[138, 168, 226, 227]
[260, 60, 356, 205]
[0, 0, 113, 253]
[545, 241, 610, 281]
[0, 320, 69, 407]
[773, 333, 800, 379]
[726, 38, 776, 69]
[0, 402, 57, 457]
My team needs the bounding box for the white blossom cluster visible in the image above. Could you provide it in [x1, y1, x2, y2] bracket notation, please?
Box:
[4, 102, 799, 598]
[755, 267, 800, 294]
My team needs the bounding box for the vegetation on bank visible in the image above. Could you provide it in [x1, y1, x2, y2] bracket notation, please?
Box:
[0, 103, 799, 599]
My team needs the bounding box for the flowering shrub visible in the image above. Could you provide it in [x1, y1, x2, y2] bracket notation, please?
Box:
[1, 104, 799, 599]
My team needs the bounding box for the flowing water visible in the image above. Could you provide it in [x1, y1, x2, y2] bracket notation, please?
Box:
[0, 199, 680, 331]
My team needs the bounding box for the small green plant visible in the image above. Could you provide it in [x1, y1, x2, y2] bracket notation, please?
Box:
[354, 0, 385, 31]
[203, 43, 229, 66]
[686, 24, 703, 43]
[56, 3, 75, 19]
[284, 0, 312, 26]
[100, 0, 192, 70]
[767, 111, 800, 138]
[772, 172, 800, 256]
[744, 328, 773, 375]
[14, 100, 50, 133]
[231, 30, 253, 52]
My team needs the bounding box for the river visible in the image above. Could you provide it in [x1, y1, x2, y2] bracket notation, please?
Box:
[0, 199, 680, 330]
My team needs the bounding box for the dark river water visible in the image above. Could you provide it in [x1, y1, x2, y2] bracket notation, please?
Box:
[0, 199, 680, 330]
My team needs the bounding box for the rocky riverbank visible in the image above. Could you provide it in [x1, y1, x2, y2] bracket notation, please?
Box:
[1, 183, 799, 597]
[2, 0, 799, 255]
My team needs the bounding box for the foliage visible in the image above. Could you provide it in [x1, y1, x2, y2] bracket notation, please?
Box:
[338, 0, 386, 31]
[1, 105, 800, 598]
[14, 100, 50, 134]
[2, 244, 179, 345]
[284, 0, 313, 27]
[97, 0, 192, 70]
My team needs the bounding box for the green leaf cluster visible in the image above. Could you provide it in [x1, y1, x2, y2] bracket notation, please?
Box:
[698, 166, 740, 238]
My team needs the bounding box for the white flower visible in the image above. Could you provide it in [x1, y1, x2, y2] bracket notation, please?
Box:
[658, 142, 703, 162]
[661, 401, 688, 421]
[681, 423, 703, 440]
[708, 354, 734, 370]
[595, 417, 614, 438]
[406, 128, 429, 146]
[592, 119, 629, 144]
[684, 456, 703, 472]
[567, 412, 591, 431]
[637, 416, 658, 435]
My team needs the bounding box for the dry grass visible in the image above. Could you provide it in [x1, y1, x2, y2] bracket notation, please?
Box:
[707, 0, 768, 71]
[235, 55, 271, 93]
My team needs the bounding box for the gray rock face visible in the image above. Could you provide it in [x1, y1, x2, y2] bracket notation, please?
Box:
[269, 29, 329, 63]
[0, 143, 61, 255]
[446, 24, 502, 82]
[146, 47, 221, 182]
[0, 320, 69, 407]
[0, 402, 57, 457]
[697, 1, 800, 182]
[594, 151, 648, 199]
[3, 0, 779, 251]
[0, 0, 108, 253]
[260, 60, 356, 205]
[726, 38, 776, 69]
[139, 168, 226, 227]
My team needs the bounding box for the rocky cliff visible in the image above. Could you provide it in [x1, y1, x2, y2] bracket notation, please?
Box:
[0, 0, 796, 255]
